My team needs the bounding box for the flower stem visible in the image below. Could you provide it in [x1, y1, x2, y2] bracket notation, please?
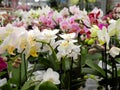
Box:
[29, 62, 37, 78]
[78, 33, 81, 75]
[70, 58, 73, 89]
[102, 43, 108, 90]
[23, 54, 27, 81]
[18, 63, 22, 89]
[59, 58, 62, 90]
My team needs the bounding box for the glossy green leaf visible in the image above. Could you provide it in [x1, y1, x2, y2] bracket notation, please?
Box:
[35, 81, 58, 90]
[86, 60, 105, 77]
[82, 68, 104, 77]
[21, 80, 36, 90]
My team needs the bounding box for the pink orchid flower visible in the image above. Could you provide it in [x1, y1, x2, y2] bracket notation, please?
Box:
[60, 20, 70, 31]
[69, 23, 80, 33]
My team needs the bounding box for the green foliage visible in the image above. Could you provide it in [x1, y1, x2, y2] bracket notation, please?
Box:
[35, 81, 58, 90]
[21, 80, 36, 90]
[0, 72, 6, 77]
[82, 68, 104, 77]
[85, 59, 106, 77]
[0, 83, 12, 90]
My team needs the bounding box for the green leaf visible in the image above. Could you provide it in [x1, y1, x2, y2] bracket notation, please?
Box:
[11, 66, 20, 85]
[80, 47, 88, 66]
[47, 54, 58, 70]
[21, 80, 36, 90]
[115, 58, 120, 63]
[87, 53, 102, 60]
[0, 71, 6, 77]
[0, 83, 12, 90]
[85, 60, 105, 77]
[82, 68, 104, 77]
[63, 58, 70, 71]
[117, 68, 120, 77]
[62, 72, 70, 89]
[11, 54, 28, 86]
[35, 81, 58, 90]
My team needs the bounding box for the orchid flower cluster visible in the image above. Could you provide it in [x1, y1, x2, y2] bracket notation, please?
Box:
[0, 22, 80, 89]
[0, 5, 120, 90]
[0, 24, 80, 60]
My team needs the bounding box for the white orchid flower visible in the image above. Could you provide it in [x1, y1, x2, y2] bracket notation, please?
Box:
[36, 29, 59, 55]
[42, 68, 60, 85]
[25, 43, 42, 58]
[41, 40, 58, 55]
[98, 61, 111, 69]
[57, 33, 80, 60]
[14, 9, 25, 17]
[108, 19, 120, 39]
[0, 27, 7, 40]
[22, 14, 33, 25]
[52, 10, 63, 24]
[39, 29, 59, 43]
[108, 21, 116, 37]
[32, 70, 45, 81]
[57, 40, 80, 60]
[27, 63, 34, 71]
[0, 27, 25, 55]
[59, 33, 76, 41]
[109, 46, 120, 58]
[116, 19, 120, 39]
[0, 24, 16, 40]
[116, 19, 120, 30]
[40, 5, 52, 15]
[69, 5, 80, 15]
[16, 30, 28, 53]
[0, 78, 7, 87]
[109, 19, 116, 24]
[60, 7, 69, 17]
[24, 30, 42, 58]
[0, 11, 7, 14]
[97, 26, 110, 48]
[28, 9, 40, 19]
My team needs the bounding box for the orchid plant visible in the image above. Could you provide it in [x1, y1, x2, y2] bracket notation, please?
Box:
[0, 5, 120, 90]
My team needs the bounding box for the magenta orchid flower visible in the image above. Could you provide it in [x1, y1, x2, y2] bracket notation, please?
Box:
[0, 57, 7, 72]
[88, 7, 103, 25]
[98, 23, 108, 30]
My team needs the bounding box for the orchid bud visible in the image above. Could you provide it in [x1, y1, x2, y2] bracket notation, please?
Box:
[12, 58, 21, 68]
[89, 75, 95, 79]
[88, 48, 97, 54]
[84, 75, 89, 79]
[12, 62, 20, 68]
[85, 38, 89, 44]
[88, 38, 95, 45]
